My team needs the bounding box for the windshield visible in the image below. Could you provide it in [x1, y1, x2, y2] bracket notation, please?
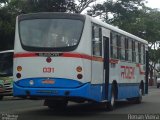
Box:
[0, 52, 13, 76]
[19, 19, 84, 51]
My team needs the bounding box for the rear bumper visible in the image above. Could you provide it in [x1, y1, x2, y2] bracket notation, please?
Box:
[13, 83, 103, 102]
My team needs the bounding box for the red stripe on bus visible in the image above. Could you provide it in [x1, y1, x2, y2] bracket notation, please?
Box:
[109, 59, 119, 64]
[62, 53, 91, 60]
[14, 52, 104, 62]
[14, 53, 38, 58]
[136, 64, 145, 75]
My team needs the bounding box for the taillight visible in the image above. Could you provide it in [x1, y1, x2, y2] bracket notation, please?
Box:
[76, 66, 82, 72]
[16, 73, 21, 78]
[17, 66, 22, 72]
[77, 74, 83, 79]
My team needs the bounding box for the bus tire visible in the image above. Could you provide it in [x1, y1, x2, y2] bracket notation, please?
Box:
[134, 87, 143, 104]
[45, 100, 68, 110]
[107, 86, 116, 111]
[0, 96, 3, 100]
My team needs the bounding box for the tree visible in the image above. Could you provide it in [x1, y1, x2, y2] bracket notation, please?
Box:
[74, 0, 95, 13]
[6, 0, 95, 14]
[0, 1, 15, 50]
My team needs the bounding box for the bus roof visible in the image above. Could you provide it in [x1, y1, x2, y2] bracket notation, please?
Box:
[86, 15, 148, 44]
[0, 50, 14, 54]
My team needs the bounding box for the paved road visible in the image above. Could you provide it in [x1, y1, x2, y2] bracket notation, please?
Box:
[0, 86, 160, 120]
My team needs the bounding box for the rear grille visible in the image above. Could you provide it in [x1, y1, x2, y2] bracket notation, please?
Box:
[4, 82, 12, 93]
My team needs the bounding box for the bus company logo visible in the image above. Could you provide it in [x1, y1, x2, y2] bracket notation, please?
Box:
[121, 66, 135, 79]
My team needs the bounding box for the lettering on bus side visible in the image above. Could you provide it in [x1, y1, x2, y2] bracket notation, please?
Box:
[121, 66, 135, 79]
[43, 67, 54, 73]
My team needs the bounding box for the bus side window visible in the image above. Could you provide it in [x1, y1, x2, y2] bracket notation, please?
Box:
[117, 35, 121, 59]
[141, 44, 145, 64]
[135, 41, 139, 63]
[138, 43, 141, 63]
[143, 45, 146, 64]
[110, 32, 117, 59]
[92, 24, 102, 56]
[132, 40, 136, 62]
[128, 39, 132, 62]
[120, 36, 125, 60]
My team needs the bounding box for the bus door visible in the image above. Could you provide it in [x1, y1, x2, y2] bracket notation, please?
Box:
[102, 28, 110, 100]
[91, 25, 103, 85]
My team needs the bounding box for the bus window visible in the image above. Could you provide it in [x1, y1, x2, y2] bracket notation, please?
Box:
[111, 32, 117, 59]
[117, 35, 121, 59]
[19, 19, 84, 51]
[141, 44, 144, 64]
[138, 43, 141, 63]
[92, 24, 102, 56]
[132, 40, 136, 62]
[143, 45, 146, 64]
[135, 41, 139, 63]
[120, 36, 125, 60]
[128, 39, 132, 62]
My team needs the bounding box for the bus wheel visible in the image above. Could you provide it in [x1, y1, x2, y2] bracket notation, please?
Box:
[134, 87, 143, 104]
[0, 96, 3, 100]
[106, 88, 116, 111]
[44, 100, 68, 110]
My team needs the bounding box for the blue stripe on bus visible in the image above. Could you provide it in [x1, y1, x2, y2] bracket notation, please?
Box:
[13, 80, 141, 102]
[101, 83, 140, 100]
[117, 84, 140, 99]
[15, 78, 84, 88]
[13, 82, 104, 101]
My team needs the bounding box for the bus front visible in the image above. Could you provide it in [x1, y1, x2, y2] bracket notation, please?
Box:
[13, 13, 95, 107]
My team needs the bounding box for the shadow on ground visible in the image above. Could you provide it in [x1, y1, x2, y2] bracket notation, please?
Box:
[18, 100, 144, 116]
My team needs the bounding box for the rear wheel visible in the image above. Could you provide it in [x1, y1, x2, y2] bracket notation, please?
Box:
[0, 96, 3, 100]
[106, 86, 116, 111]
[134, 87, 143, 104]
[44, 99, 68, 110]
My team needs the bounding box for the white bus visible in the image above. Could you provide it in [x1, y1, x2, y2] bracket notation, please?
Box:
[14, 12, 148, 110]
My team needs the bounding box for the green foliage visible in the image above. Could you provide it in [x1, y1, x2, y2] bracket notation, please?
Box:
[0, 0, 95, 50]
[0, 4, 15, 50]
[0, 0, 72, 50]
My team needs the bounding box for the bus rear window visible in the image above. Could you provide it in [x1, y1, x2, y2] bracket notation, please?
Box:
[19, 19, 84, 51]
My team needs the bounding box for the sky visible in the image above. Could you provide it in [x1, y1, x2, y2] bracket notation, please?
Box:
[146, 0, 160, 9]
